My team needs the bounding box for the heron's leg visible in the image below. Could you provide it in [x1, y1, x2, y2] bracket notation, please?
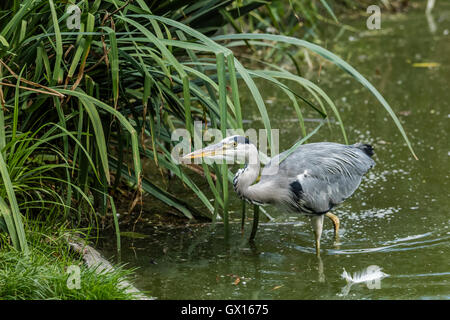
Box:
[310, 215, 324, 256]
[325, 212, 340, 245]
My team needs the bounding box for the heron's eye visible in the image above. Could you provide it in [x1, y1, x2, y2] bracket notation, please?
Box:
[233, 141, 238, 148]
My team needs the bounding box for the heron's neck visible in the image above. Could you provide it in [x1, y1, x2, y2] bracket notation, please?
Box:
[232, 147, 267, 205]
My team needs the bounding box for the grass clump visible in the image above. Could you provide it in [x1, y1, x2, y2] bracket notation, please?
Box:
[0, 223, 139, 300]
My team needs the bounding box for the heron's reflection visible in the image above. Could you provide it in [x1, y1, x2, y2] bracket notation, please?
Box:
[317, 254, 325, 283]
[426, 11, 437, 34]
[426, 0, 437, 34]
[248, 228, 328, 284]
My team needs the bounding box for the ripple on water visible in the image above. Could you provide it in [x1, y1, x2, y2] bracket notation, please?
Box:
[327, 232, 450, 255]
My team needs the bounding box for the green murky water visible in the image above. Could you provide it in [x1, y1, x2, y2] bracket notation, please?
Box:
[100, 3, 450, 299]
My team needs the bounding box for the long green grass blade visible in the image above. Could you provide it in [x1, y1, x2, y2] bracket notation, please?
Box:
[0, 196, 20, 250]
[319, 0, 339, 23]
[217, 52, 229, 236]
[79, 97, 111, 185]
[0, 151, 28, 253]
[48, 0, 62, 83]
[104, 27, 120, 109]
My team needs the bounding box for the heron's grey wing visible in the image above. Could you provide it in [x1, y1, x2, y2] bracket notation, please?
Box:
[260, 142, 375, 213]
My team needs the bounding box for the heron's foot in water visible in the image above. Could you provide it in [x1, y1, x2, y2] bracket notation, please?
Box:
[325, 212, 341, 247]
[332, 232, 341, 248]
[333, 235, 341, 248]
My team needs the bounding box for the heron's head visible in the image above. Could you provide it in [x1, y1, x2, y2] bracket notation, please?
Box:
[183, 135, 257, 164]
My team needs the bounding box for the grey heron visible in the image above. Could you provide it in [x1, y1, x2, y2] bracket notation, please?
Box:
[184, 135, 375, 255]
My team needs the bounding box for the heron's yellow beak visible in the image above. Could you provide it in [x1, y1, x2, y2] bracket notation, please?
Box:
[182, 145, 227, 159]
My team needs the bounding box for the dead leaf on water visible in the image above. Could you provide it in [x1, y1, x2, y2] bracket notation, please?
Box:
[398, 110, 412, 116]
[233, 277, 241, 285]
[272, 285, 284, 290]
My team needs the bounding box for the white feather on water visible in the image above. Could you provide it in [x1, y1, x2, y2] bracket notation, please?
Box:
[339, 265, 389, 297]
[341, 265, 389, 284]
